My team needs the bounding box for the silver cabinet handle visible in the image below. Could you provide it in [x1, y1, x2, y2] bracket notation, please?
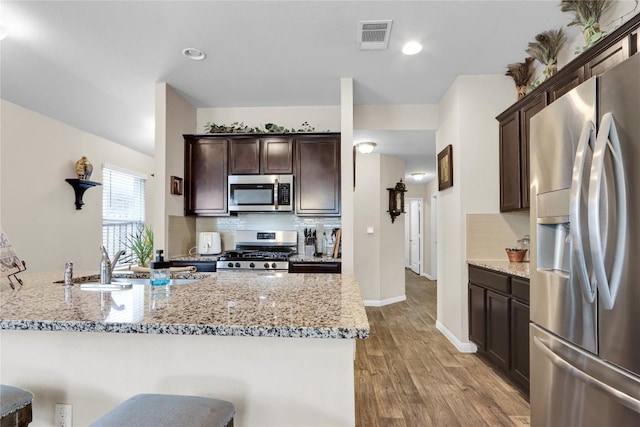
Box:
[588, 113, 627, 310]
[534, 336, 640, 413]
[274, 178, 279, 210]
[570, 121, 597, 303]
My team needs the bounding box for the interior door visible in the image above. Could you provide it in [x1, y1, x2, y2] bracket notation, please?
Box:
[410, 199, 421, 274]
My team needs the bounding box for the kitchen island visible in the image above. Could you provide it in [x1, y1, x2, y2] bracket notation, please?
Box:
[0, 271, 369, 426]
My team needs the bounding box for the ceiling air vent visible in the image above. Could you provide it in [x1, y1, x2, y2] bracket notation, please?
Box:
[358, 20, 393, 50]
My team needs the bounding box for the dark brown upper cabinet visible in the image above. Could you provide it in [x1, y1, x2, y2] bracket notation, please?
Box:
[229, 137, 260, 174]
[261, 137, 293, 174]
[499, 110, 522, 212]
[294, 134, 341, 216]
[184, 137, 228, 215]
[228, 137, 293, 175]
[496, 14, 639, 212]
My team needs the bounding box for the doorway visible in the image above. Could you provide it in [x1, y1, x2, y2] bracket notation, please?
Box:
[405, 198, 423, 275]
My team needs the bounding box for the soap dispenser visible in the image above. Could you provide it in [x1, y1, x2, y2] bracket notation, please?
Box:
[150, 249, 170, 286]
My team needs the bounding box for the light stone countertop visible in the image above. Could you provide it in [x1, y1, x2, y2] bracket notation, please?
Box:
[467, 260, 530, 279]
[0, 271, 369, 339]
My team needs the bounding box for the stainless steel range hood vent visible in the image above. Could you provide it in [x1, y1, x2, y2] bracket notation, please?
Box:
[358, 20, 393, 50]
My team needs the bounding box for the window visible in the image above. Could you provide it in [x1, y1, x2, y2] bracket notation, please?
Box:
[102, 165, 146, 260]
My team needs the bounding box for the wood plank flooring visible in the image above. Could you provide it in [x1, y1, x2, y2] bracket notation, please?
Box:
[355, 270, 530, 426]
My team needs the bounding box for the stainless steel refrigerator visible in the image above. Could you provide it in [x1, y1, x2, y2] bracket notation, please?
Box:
[529, 53, 640, 426]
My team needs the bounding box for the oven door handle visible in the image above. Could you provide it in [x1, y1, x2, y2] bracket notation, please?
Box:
[274, 178, 279, 210]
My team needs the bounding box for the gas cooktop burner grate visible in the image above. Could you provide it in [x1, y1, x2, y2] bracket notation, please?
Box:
[219, 250, 292, 261]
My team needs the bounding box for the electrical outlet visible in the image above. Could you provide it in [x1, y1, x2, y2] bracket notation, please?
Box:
[55, 403, 72, 427]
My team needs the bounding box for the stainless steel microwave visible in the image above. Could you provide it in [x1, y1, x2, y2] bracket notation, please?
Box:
[228, 175, 293, 212]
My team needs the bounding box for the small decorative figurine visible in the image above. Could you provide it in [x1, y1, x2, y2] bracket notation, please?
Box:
[75, 156, 93, 180]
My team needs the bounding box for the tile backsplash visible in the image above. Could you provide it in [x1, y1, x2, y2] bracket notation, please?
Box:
[467, 213, 530, 261]
[168, 213, 341, 256]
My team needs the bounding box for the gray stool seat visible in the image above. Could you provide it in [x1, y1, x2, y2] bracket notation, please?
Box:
[0, 384, 33, 427]
[90, 393, 235, 427]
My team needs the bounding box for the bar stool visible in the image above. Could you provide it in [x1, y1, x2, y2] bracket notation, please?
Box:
[90, 393, 235, 427]
[0, 385, 33, 427]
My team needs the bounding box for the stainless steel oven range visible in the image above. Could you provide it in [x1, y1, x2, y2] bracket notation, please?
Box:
[216, 230, 297, 271]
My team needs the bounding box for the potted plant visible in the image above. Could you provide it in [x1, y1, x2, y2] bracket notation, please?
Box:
[123, 226, 154, 268]
[505, 57, 535, 99]
[560, 0, 613, 52]
[526, 28, 567, 80]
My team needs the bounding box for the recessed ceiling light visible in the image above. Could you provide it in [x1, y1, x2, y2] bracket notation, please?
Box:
[182, 47, 206, 61]
[402, 41, 422, 55]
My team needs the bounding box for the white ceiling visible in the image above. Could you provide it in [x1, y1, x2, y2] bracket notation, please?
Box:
[0, 1, 573, 183]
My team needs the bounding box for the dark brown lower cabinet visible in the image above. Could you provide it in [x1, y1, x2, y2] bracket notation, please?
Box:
[486, 290, 510, 372]
[288, 261, 341, 273]
[510, 299, 530, 390]
[468, 283, 486, 352]
[468, 265, 530, 395]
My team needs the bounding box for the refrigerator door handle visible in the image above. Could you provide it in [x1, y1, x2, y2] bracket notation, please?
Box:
[534, 337, 640, 413]
[588, 113, 627, 310]
[571, 121, 597, 303]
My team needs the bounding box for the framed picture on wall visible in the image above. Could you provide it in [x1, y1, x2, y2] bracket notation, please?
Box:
[171, 176, 183, 195]
[438, 145, 453, 191]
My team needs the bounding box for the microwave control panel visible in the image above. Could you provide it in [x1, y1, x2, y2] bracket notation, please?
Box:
[278, 183, 291, 205]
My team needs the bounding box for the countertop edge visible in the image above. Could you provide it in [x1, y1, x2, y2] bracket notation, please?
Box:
[467, 260, 530, 279]
[0, 319, 370, 339]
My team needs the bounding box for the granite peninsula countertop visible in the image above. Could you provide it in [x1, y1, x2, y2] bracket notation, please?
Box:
[0, 271, 369, 339]
[467, 260, 530, 279]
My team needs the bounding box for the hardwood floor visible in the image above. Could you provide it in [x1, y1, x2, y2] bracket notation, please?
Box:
[355, 269, 530, 426]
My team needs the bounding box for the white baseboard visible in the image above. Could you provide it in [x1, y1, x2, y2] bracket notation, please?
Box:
[435, 320, 478, 353]
[422, 272, 435, 281]
[363, 295, 407, 307]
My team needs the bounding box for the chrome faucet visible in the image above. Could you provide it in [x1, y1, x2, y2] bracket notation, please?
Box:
[100, 246, 125, 284]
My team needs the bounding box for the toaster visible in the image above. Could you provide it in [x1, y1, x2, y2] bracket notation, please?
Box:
[198, 232, 221, 255]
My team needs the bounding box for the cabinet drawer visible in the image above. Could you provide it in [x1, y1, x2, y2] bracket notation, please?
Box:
[511, 277, 530, 303]
[469, 266, 510, 294]
[289, 262, 341, 274]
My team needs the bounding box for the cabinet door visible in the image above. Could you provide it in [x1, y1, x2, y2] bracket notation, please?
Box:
[486, 290, 510, 372]
[261, 137, 293, 174]
[185, 138, 228, 215]
[295, 136, 341, 216]
[468, 283, 486, 351]
[499, 111, 521, 212]
[519, 93, 546, 209]
[510, 299, 530, 391]
[583, 38, 629, 80]
[229, 138, 260, 174]
[548, 67, 582, 103]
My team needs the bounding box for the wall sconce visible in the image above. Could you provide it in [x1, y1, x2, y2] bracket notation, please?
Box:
[354, 141, 377, 154]
[387, 179, 407, 223]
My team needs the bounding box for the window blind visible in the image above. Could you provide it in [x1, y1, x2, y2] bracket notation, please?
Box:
[102, 167, 146, 257]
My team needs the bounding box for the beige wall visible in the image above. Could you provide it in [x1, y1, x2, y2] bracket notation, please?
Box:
[196, 106, 340, 134]
[155, 83, 197, 255]
[435, 75, 514, 351]
[354, 153, 406, 305]
[354, 153, 381, 301]
[0, 100, 154, 273]
[353, 104, 438, 130]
